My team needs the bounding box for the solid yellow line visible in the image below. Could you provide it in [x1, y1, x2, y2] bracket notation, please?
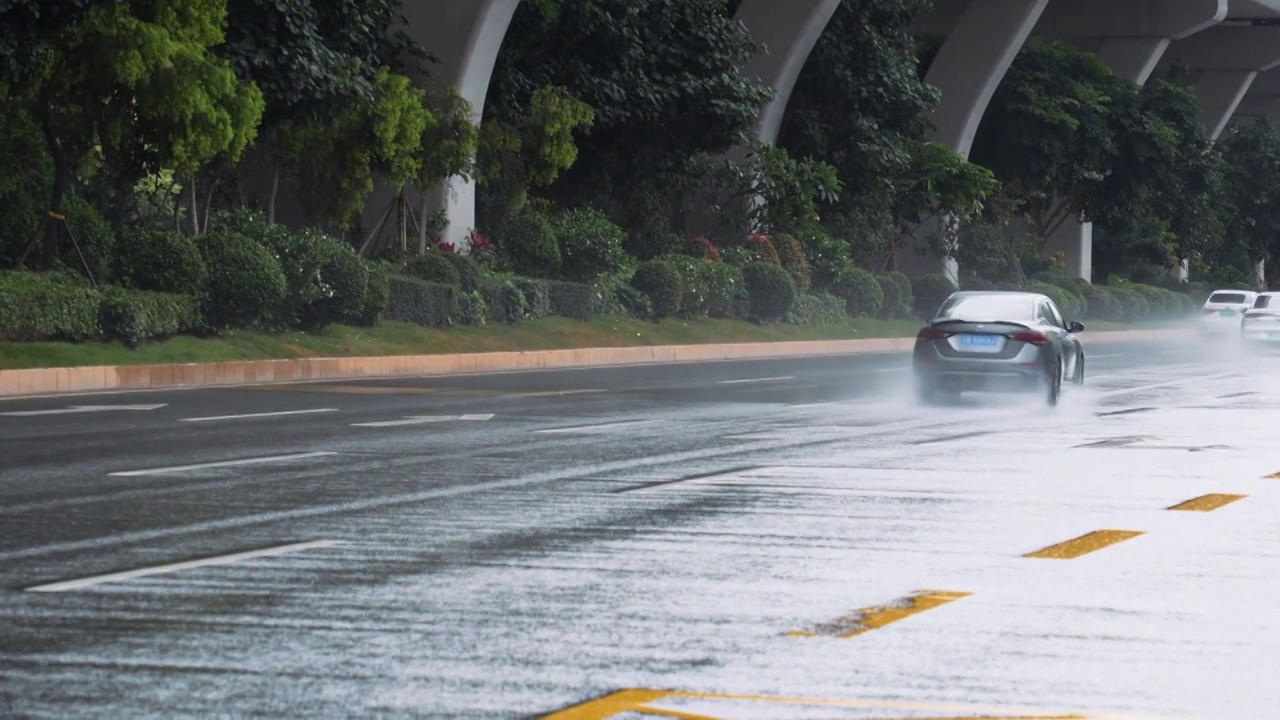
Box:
[1266, 471, 1280, 479]
[1023, 530, 1144, 559]
[540, 689, 671, 719]
[1167, 493, 1247, 512]
[787, 590, 972, 639]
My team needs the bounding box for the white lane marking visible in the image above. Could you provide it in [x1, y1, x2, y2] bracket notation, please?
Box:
[533, 420, 657, 434]
[1090, 353, 1122, 359]
[178, 408, 338, 423]
[108, 451, 337, 477]
[1, 404, 167, 417]
[716, 376, 795, 385]
[1094, 372, 1236, 399]
[25, 539, 346, 593]
[350, 413, 493, 427]
[872, 367, 904, 373]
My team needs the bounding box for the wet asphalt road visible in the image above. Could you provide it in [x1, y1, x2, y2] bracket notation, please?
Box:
[2, 336, 1279, 719]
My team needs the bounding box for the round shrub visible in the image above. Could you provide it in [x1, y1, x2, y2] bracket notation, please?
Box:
[356, 260, 392, 326]
[60, 195, 115, 283]
[703, 261, 746, 319]
[655, 253, 710, 317]
[831, 267, 883, 318]
[912, 273, 958, 319]
[1027, 280, 1084, 320]
[405, 251, 461, 286]
[799, 226, 853, 291]
[499, 208, 561, 278]
[302, 240, 369, 329]
[720, 246, 756, 268]
[745, 233, 781, 265]
[1082, 284, 1122, 321]
[631, 260, 684, 319]
[786, 292, 846, 325]
[439, 251, 481, 291]
[197, 231, 288, 330]
[884, 270, 912, 317]
[1131, 283, 1168, 319]
[99, 287, 198, 346]
[552, 207, 630, 282]
[874, 274, 901, 320]
[742, 261, 796, 322]
[115, 229, 207, 294]
[772, 232, 811, 293]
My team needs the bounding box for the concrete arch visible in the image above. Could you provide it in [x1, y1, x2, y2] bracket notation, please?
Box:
[733, 0, 842, 145]
[372, 0, 522, 250]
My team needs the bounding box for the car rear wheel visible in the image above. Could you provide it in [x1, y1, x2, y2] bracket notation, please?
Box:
[1045, 360, 1062, 407]
[914, 374, 957, 406]
[1072, 355, 1084, 385]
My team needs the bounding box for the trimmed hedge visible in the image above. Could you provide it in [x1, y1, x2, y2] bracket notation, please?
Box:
[115, 229, 207, 294]
[1082, 284, 1122, 321]
[552, 207, 630, 282]
[912, 274, 957, 319]
[548, 281, 594, 322]
[1026, 280, 1084, 320]
[831, 267, 883, 318]
[405, 251, 461, 286]
[357, 261, 392, 326]
[655, 254, 710, 318]
[197, 231, 288, 330]
[480, 274, 527, 324]
[302, 240, 369, 329]
[742, 261, 796, 322]
[0, 271, 101, 341]
[631, 260, 683, 319]
[514, 277, 552, 319]
[704, 261, 746, 318]
[440, 251, 481, 291]
[501, 208, 561, 278]
[884, 271, 912, 317]
[99, 288, 198, 346]
[385, 274, 457, 327]
[786, 292, 846, 326]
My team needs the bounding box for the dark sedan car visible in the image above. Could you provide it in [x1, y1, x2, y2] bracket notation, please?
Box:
[912, 291, 1085, 407]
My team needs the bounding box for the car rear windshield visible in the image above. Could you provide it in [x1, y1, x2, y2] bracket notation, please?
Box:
[1209, 292, 1248, 304]
[1255, 295, 1278, 308]
[935, 295, 1035, 320]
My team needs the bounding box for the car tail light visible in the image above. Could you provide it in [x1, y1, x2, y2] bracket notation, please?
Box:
[917, 327, 948, 341]
[1008, 331, 1048, 345]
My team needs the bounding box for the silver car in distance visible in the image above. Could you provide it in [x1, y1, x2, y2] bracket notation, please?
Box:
[911, 291, 1086, 407]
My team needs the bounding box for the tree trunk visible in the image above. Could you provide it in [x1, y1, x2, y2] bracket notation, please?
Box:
[267, 168, 279, 224]
[35, 105, 68, 270]
[188, 179, 200, 235]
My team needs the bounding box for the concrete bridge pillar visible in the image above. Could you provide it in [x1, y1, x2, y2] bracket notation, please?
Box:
[364, 0, 521, 252]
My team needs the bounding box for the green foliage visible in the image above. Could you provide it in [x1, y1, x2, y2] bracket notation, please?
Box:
[1105, 283, 1149, 322]
[405, 252, 462, 286]
[884, 270, 912, 317]
[547, 281, 594, 322]
[302, 240, 369, 329]
[1081, 284, 1122, 321]
[0, 109, 47, 265]
[689, 143, 843, 237]
[912, 273, 957, 318]
[875, 274, 901, 319]
[497, 207, 562, 278]
[591, 276, 654, 320]
[786, 292, 847, 326]
[1026, 280, 1084, 320]
[831, 267, 884, 318]
[197, 231, 288, 330]
[454, 289, 488, 326]
[385, 275, 457, 327]
[773, 233, 811, 293]
[439, 251, 482, 292]
[115, 228, 208, 294]
[797, 225, 854, 291]
[551, 207, 630, 282]
[59, 194, 114, 282]
[1217, 120, 1280, 272]
[99, 287, 198, 345]
[357, 260, 392, 326]
[742, 262, 797, 322]
[513, 277, 552, 319]
[655, 253, 712, 318]
[631, 260, 684, 319]
[703, 262, 747, 319]
[479, 274, 528, 324]
[0, 271, 100, 340]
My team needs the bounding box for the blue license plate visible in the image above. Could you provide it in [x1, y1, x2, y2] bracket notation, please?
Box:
[958, 334, 998, 346]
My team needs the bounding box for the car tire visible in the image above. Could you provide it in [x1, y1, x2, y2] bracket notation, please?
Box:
[1045, 359, 1062, 407]
[1072, 355, 1085, 385]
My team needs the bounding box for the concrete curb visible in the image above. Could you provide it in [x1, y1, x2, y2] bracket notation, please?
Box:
[0, 327, 1188, 398]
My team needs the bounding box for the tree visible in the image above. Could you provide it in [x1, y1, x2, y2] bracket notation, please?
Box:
[485, 0, 772, 225]
[971, 39, 1136, 253]
[2, 0, 264, 267]
[1216, 119, 1280, 285]
[780, 0, 940, 230]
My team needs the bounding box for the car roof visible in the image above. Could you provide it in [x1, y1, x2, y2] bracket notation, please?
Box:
[1209, 288, 1256, 294]
[947, 290, 1049, 302]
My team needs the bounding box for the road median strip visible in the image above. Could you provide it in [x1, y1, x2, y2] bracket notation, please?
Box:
[0, 328, 1186, 399]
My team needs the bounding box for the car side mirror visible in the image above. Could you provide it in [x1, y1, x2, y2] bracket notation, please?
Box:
[1067, 320, 1085, 333]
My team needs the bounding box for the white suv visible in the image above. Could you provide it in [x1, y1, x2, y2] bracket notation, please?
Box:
[1200, 289, 1257, 335]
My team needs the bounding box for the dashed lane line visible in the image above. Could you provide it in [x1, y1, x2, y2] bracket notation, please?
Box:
[787, 590, 972, 639]
[1168, 493, 1247, 512]
[178, 408, 338, 422]
[24, 539, 346, 592]
[107, 451, 338, 477]
[1023, 530, 1145, 560]
[715, 376, 795, 385]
